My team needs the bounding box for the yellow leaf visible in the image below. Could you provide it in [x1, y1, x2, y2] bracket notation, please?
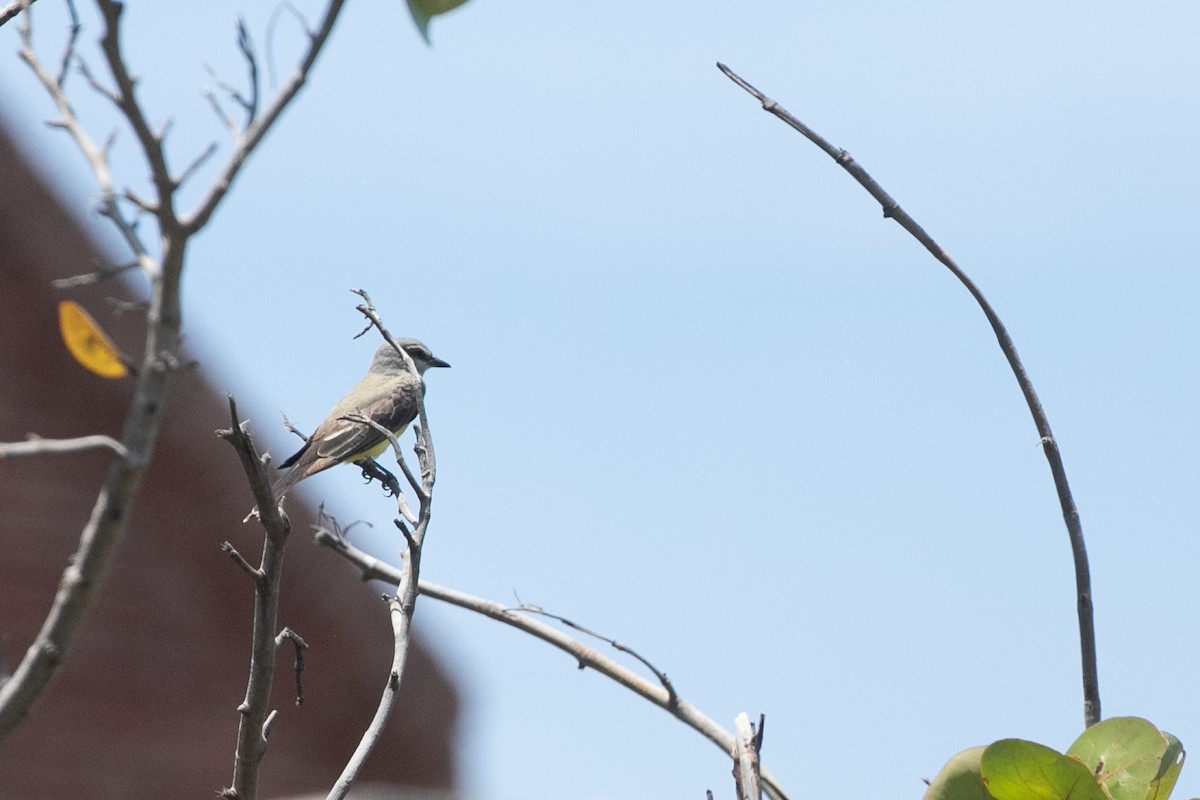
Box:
[57, 300, 129, 379]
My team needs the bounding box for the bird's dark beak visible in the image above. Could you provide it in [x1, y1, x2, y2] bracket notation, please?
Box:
[431, 357, 451, 369]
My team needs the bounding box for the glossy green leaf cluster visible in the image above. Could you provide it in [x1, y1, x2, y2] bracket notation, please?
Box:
[925, 718, 1189, 800]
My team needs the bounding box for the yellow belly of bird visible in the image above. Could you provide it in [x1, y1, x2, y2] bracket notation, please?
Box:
[349, 424, 409, 463]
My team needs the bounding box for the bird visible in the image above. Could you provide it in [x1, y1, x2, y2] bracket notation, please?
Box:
[270, 338, 450, 503]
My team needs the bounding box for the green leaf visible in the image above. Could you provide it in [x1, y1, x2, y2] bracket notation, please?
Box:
[1147, 732, 1185, 800]
[1068, 717, 1185, 800]
[924, 746, 994, 800]
[405, 0, 471, 43]
[981, 739, 1107, 800]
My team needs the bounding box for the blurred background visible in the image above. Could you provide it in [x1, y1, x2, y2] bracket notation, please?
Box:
[2, 1, 1198, 797]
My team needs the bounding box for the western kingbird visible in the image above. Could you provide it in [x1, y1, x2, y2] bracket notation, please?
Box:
[271, 339, 450, 502]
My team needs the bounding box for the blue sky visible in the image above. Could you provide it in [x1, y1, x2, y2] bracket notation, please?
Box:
[4, 1, 1200, 798]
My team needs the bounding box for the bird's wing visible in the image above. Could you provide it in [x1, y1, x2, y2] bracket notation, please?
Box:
[311, 375, 423, 463]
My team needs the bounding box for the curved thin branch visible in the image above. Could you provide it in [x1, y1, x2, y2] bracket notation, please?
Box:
[315, 532, 790, 800]
[717, 62, 1099, 727]
[324, 592, 408, 800]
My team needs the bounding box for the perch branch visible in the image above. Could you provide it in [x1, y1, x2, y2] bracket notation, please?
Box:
[326, 307, 439, 800]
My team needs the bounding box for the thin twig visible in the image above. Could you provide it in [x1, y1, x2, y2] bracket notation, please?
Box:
[203, 86, 238, 136]
[275, 628, 307, 706]
[54, 0, 80, 87]
[18, 3, 157, 279]
[515, 600, 677, 704]
[202, 18, 259, 135]
[0, 434, 129, 460]
[315, 532, 790, 800]
[221, 541, 262, 580]
[51, 260, 139, 288]
[93, 0, 178, 246]
[717, 62, 1099, 727]
[235, 16, 259, 125]
[175, 141, 218, 190]
[183, 0, 347, 234]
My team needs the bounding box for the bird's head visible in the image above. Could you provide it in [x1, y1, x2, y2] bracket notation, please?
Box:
[372, 339, 451, 376]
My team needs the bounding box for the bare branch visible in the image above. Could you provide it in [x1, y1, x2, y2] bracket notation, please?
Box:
[121, 187, 157, 215]
[717, 61, 1100, 728]
[236, 17, 260, 123]
[74, 56, 119, 104]
[0, 356, 171, 740]
[202, 17, 260, 135]
[732, 712, 763, 800]
[51, 260, 138, 288]
[515, 600, 677, 703]
[203, 86, 238, 136]
[264, 2, 311, 89]
[174, 142, 218, 191]
[54, 0, 80, 87]
[183, 0, 348, 234]
[316, 533, 791, 800]
[20, 10, 161, 280]
[350, 289, 410, 367]
[0, 2, 196, 740]
[217, 396, 293, 799]
[275, 628, 307, 706]
[17, 5, 154, 277]
[0, 434, 128, 460]
[326, 298, 437, 800]
[93, 0, 177, 238]
[325, 549, 424, 800]
[221, 541, 262, 581]
[3, 0, 345, 758]
[0, 0, 35, 29]
[325, 594, 408, 800]
[103, 296, 147, 316]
